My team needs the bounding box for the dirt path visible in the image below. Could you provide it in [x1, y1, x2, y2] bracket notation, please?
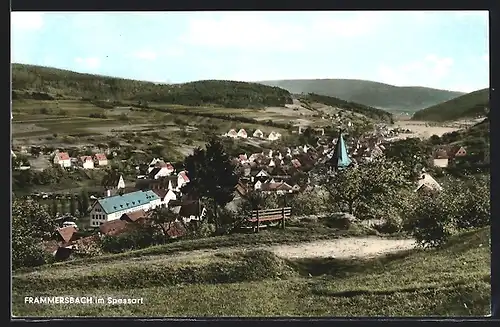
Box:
[153, 236, 418, 262]
[268, 237, 417, 259]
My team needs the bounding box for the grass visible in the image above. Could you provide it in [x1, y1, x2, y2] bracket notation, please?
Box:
[12, 227, 490, 317]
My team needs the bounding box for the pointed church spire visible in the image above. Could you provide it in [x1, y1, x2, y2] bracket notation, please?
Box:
[329, 129, 352, 171]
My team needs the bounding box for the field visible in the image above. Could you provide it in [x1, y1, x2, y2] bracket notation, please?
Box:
[12, 224, 490, 317]
[11, 99, 326, 152]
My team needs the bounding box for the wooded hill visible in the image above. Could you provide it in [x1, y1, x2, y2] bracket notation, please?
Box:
[12, 64, 293, 108]
[300, 93, 394, 123]
[259, 79, 464, 113]
[412, 88, 489, 122]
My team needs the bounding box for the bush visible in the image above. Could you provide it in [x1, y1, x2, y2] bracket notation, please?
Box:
[99, 225, 163, 253]
[288, 188, 327, 216]
[405, 175, 490, 248]
[405, 193, 456, 248]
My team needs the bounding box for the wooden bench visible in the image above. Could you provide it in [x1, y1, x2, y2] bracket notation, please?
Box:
[248, 207, 291, 232]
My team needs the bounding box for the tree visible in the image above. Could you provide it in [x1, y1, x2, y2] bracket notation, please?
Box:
[101, 167, 121, 189]
[324, 158, 411, 216]
[181, 137, 239, 231]
[384, 138, 432, 178]
[148, 207, 178, 241]
[59, 198, 67, 215]
[69, 196, 77, 216]
[12, 199, 57, 269]
[51, 198, 58, 217]
[78, 189, 90, 216]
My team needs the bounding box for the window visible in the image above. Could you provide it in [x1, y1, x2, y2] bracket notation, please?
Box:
[100, 222, 103, 225]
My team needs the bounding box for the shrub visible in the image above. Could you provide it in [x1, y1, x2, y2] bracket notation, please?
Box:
[288, 188, 327, 216]
[405, 193, 456, 248]
[99, 225, 163, 253]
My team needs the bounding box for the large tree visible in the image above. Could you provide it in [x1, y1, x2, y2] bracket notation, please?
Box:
[148, 207, 179, 241]
[12, 199, 57, 269]
[324, 158, 412, 216]
[383, 138, 432, 178]
[181, 137, 238, 230]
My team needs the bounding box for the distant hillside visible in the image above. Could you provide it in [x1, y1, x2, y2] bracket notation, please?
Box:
[259, 79, 464, 112]
[300, 93, 393, 123]
[412, 88, 489, 122]
[12, 64, 293, 108]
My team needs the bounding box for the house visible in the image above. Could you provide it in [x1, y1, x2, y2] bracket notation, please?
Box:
[238, 154, 249, 164]
[254, 180, 263, 190]
[117, 174, 126, 190]
[148, 163, 175, 179]
[268, 159, 276, 167]
[99, 219, 130, 236]
[226, 129, 238, 138]
[147, 158, 164, 173]
[80, 156, 94, 169]
[253, 129, 264, 138]
[248, 153, 262, 163]
[268, 131, 281, 141]
[54, 226, 78, 245]
[120, 209, 147, 223]
[291, 159, 302, 169]
[415, 173, 443, 193]
[451, 146, 467, 158]
[54, 152, 71, 168]
[260, 182, 294, 194]
[237, 129, 248, 138]
[169, 200, 207, 223]
[94, 153, 108, 167]
[177, 171, 190, 191]
[88, 190, 161, 228]
[152, 189, 177, 207]
[433, 149, 450, 168]
[235, 182, 248, 197]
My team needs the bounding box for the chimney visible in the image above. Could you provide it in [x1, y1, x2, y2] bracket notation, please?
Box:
[106, 189, 111, 197]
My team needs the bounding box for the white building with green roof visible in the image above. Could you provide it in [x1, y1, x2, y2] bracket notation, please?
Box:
[89, 190, 161, 228]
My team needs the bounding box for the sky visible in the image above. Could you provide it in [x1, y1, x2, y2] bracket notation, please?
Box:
[11, 11, 489, 92]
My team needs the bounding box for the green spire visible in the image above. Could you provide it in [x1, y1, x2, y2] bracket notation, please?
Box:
[330, 129, 352, 170]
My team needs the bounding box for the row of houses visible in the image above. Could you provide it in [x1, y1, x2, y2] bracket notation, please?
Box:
[224, 128, 282, 141]
[53, 152, 108, 169]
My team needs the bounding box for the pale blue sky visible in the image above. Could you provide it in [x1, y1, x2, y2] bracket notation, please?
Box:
[11, 11, 489, 92]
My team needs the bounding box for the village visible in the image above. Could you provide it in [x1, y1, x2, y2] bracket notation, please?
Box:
[11, 117, 485, 261]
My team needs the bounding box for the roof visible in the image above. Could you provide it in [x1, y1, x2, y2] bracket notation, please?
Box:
[56, 226, 77, 243]
[416, 173, 443, 192]
[434, 149, 449, 159]
[160, 162, 174, 170]
[96, 190, 160, 214]
[152, 189, 168, 199]
[261, 182, 293, 191]
[237, 129, 247, 134]
[227, 129, 237, 135]
[95, 153, 107, 161]
[57, 152, 70, 160]
[291, 159, 302, 168]
[178, 171, 190, 182]
[148, 167, 162, 178]
[120, 209, 147, 222]
[253, 129, 263, 135]
[99, 219, 129, 236]
[236, 182, 248, 196]
[80, 156, 93, 162]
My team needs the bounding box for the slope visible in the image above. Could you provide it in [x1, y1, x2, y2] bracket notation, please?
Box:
[300, 93, 394, 123]
[412, 88, 489, 122]
[259, 79, 464, 112]
[12, 227, 490, 316]
[12, 64, 293, 108]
